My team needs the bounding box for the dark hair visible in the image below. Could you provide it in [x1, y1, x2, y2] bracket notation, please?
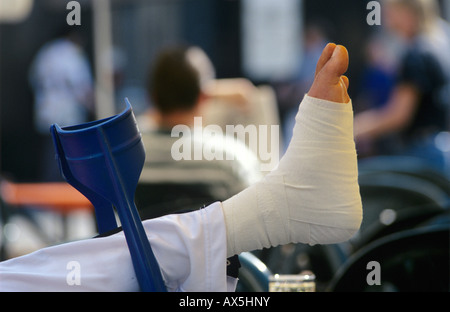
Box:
[148, 46, 201, 114]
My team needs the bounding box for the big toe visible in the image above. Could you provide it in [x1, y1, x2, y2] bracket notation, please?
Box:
[309, 44, 350, 103]
[319, 45, 349, 84]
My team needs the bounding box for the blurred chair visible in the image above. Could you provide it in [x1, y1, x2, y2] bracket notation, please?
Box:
[356, 171, 448, 234]
[327, 223, 449, 292]
[350, 203, 446, 252]
[323, 163, 448, 283]
[135, 182, 221, 220]
[358, 155, 450, 196]
[348, 170, 448, 253]
[236, 252, 272, 292]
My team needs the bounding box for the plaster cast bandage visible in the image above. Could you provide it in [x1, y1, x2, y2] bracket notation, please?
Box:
[222, 95, 362, 257]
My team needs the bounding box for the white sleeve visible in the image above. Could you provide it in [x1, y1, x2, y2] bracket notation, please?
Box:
[0, 202, 232, 292]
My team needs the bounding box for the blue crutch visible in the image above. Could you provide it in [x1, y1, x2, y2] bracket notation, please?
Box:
[50, 98, 166, 292]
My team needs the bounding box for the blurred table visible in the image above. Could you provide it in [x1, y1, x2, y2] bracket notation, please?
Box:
[0, 180, 93, 213]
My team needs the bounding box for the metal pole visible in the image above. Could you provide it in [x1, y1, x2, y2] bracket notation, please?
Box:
[92, 0, 115, 119]
[444, 0, 450, 21]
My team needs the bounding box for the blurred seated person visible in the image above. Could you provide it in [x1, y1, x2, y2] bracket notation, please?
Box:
[138, 46, 281, 171]
[354, 0, 450, 171]
[135, 46, 263, 219]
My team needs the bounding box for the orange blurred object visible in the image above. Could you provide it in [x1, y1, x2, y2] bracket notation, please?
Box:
[1, 180, 93, 214]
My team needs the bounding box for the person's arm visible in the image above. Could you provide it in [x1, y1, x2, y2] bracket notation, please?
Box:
[353, 83, 420, 141]
[202, 78, 257, 112]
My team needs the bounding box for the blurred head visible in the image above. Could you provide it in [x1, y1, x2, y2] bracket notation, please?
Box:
[148, 45, 214, 116]
[383, 0, 440, 40]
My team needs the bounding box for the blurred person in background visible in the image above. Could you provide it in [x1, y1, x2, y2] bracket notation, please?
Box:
[29, 27, 94, 181]
[353, 35, 398, 157]
[135, 45, 263, 219]
[353, 0, 450, 172]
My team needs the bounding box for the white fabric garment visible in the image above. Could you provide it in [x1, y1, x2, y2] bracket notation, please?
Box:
[0, 202, 235, 292]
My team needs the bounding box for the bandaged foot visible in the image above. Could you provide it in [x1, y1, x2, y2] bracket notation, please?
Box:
[222, 44, 362, 257]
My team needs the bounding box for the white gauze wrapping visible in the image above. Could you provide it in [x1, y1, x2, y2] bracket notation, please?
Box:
[222, 95, 362, 257]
